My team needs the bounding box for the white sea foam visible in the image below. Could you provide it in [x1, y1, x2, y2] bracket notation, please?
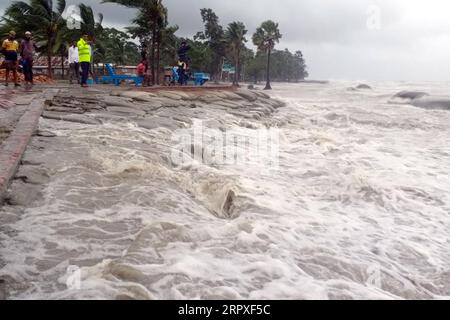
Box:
[1, 81, 449, 300]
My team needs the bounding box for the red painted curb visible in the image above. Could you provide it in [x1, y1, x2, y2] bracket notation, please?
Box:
[0, 89, 58, 203]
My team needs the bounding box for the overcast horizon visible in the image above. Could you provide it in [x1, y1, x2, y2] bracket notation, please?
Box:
[2, 0, 450, 82]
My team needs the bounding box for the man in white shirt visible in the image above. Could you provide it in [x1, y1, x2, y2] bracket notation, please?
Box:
[68, 40, 79, 84]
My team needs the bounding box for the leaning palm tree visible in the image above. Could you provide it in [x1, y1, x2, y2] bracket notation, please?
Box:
[76, 4, 105, 73]
[77, 3, 104, 39]
[57, 4, 104, 78]
[2, 0, 67, 78]
[252, 20, 282, 90]
[103, 0, 167, 85]
[225, 22, 247, 86]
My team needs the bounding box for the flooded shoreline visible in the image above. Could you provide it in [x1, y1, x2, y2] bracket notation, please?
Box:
[1, 82, 450, 300]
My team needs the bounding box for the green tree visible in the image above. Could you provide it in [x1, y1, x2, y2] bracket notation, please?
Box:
[159, 25, 179, 67]
[101, 28, 140, 65]
[1, 0, 67, 78]
[103, 0, 168, 85]
[71, 4, 105, 68]
[239, 47, 255, 83]
[196, 8, 226, 81]
[252, 20, 282, 90]
[243, 48, 308, 83]
[293, 50, 308, 81]
[184, 38, 213, 73]
[244, 51, 265, 84]
[154, 2, 168, 84]
[224, 21, 247, 86]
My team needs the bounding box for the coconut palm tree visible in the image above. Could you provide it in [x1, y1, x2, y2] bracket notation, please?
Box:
[196, 8, 226, 82]
[225, 22, 247, 86]
[77, 4, 104, 39]
[252, 20, 282, 90]
[76, 4, 105, 74]
[103, 0, 167, 85]
[60, 4, 105, 77]
[1, 0, 67, 78]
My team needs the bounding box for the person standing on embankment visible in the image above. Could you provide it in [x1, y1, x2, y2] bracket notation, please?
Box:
[20, 31, 38, 88]
[77, 34, 91, 88]
[2, 31, 20, 87]
[136, 59, 151, 86]
[68, 41, 80, 85]
[177, 41, 191, 85]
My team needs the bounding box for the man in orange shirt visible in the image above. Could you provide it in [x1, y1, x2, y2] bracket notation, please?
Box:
[2, 31, 20, 87]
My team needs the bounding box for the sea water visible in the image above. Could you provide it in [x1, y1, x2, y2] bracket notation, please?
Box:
[0, 81, 449, 300]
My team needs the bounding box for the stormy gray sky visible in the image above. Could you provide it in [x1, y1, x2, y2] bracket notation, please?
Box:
[2, 0, 450, 81]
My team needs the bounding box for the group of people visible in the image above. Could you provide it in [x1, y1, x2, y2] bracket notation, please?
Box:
[1, 31, 92, 88]
[136, 41, 191, 86]
[1, 30, 37, 87]
[68, 34, 93, 87]
[2, 31, 190, 88]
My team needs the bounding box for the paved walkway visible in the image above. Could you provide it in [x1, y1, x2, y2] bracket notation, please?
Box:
[0, 87, 40, 144]
[0, 86, 57, 203]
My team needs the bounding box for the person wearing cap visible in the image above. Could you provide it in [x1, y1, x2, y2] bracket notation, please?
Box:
[2, 31, 20, 87]
[77, 34, 91, 88]
[20, 31, 38, 87]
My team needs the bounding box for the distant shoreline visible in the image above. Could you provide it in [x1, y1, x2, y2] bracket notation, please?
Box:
[298, 80, 329, 84]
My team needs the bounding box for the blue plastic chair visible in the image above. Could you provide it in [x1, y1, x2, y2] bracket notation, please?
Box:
[194, 73, 210, 86]
[96, 64, 144, 86]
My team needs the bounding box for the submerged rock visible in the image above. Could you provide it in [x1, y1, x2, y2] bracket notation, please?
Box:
[411, 96, 450, 110]
[356, 84, 372, 90]
[393, 91, 429, 100]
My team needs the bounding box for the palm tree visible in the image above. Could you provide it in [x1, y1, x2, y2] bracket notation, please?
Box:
[153, 1, 168, 85]
[2, 0, 67, 78]
[196, 8, 226, 82]
[252, 20, 282, 90]
[77, 4, 104, 38]
[159, 25, 179, 66]
[103, 0, 167, 85]
[77, 4, 105, 75]
[225, 22, 247, 86]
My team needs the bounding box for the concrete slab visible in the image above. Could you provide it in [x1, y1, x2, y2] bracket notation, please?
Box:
[0, 89, 58, 203]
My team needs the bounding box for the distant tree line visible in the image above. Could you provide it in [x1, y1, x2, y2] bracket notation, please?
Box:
[245, 49, 308, 84]
[0, 0, 308, 88]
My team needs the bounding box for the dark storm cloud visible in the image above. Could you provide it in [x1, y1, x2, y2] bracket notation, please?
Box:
[1, 0, 450, 80]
